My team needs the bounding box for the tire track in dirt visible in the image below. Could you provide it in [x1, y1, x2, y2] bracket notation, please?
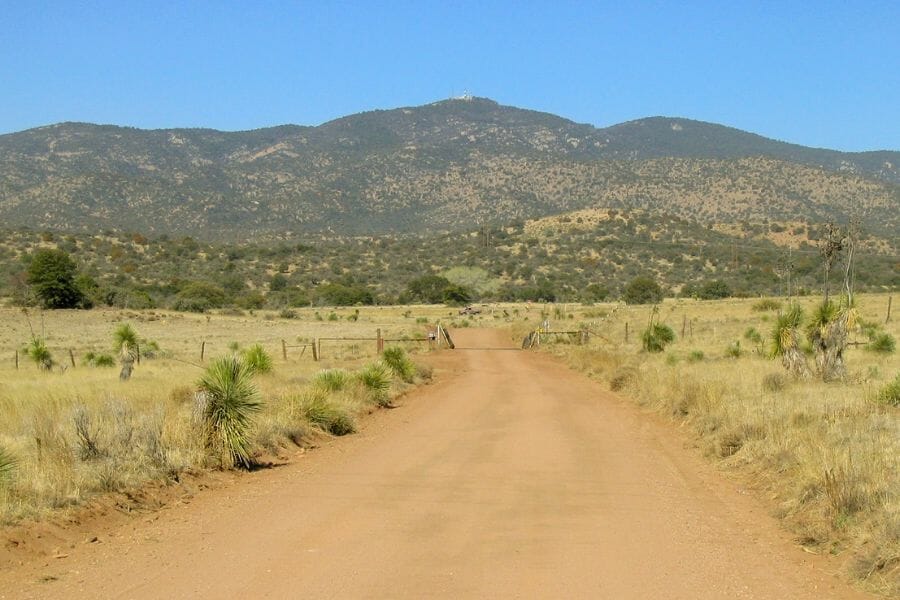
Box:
[0, 329, 870, 599]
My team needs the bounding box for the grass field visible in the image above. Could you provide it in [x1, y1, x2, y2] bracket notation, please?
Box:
[0, 304, 477, 523]
[1, 297, 897, 594]
[519, 293, 899, 596]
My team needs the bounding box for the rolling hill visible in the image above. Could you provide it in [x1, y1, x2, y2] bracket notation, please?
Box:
[0, 97, 897, 238]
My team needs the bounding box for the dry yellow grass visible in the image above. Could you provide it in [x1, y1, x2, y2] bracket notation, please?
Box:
[523, 294, 899, 596]
[0, 305, 461, 523]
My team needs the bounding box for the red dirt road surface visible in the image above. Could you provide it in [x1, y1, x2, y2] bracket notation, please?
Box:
[1, 329, 870, 599]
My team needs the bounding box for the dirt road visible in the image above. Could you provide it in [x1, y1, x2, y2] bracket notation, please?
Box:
[1, 329, 868, 599]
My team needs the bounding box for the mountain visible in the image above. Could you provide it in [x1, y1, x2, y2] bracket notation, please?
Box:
[0, 97, 897, 238]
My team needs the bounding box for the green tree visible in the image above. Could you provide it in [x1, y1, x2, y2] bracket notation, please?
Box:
[698, 280, 731, 300]
[27, 249, 86, 309]
[406, 274, 453, 304]
[623, 276, 663, 305]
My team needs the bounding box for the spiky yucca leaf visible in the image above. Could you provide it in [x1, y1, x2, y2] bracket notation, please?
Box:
[641, 323, 675, 353]
[770, 304, 805, 357]
[0, 445, 16, 484]
[112, 323, 139, 353]
[26, 337, 53, 370]
[241, 344, 273, 374]
[197, 356, 263, 468]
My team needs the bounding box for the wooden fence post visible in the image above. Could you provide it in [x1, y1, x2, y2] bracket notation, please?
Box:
[681, 315, 687, 338]
[69, 349, 76, 368]
[689, 319, 694, 340]
[312, 338, 319, 361]
[200, 341, 206, 361]
[282, 339, 287, 360]
[887, 296, 893, 323]
[136, 343, 141, 365]
[15, 350, 18, 370]
[376, 329, 384, 354]
[625, 322, 629, 343]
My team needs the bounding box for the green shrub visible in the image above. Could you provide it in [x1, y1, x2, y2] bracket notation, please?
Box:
[356, 362, 392, 406]
[197, 356, 263, 468]
[382, 346, 416, 382]
[725, 341, 743, 358]
[752, 298, 782, 312]
[313, 368, 350, 392]
[874, 374, 900, 407]
[296, 391, 356, 435]
[624, 276, 663, 305]
[84, 351, 115, 367]
[242, 344, 273, 374]
[641, 324, 675, 353]
[687, 350, 705, 363]
[866, 332, 896, 354]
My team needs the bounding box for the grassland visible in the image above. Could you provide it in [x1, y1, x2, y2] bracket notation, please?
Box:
[519, 294, 899, 596]
[0, 305, 469, 523]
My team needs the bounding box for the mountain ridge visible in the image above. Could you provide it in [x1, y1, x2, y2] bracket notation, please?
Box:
[1, 97, 897, 239]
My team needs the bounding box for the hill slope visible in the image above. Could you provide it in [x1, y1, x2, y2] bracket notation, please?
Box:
[0, 98, 897, 238]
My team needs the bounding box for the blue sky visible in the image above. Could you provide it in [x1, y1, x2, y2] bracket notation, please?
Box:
[1, 1, 897, 151]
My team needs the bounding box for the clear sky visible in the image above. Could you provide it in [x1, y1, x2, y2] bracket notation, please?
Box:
[1, 1, 897, 151]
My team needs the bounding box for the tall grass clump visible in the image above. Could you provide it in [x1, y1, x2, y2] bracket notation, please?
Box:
[356, 362, 393, 407]
[867, 332, 896, 354]
[382, 346, 416, 382]
[294, 390, 356, 435]
[241, 343, 273, 374]
[313, 368, 350, 392]
[752, 298, 782, 312]
[874, 374, 900, 407]
[197, 356, 263, 469]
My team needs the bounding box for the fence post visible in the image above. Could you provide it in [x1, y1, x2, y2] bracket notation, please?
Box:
[681, 315, 686, 338]
[200, 341, 206, 361]
[69, 349, 76, 368]
[887, 296, 893, 323]
[312, 338, 319, 361]
[282, 339, 287, 360]
[625, 322, 629, 343]
[376, 329, 383, 354]
[690, 319, 694, 340]
[15, 350, 18, 370]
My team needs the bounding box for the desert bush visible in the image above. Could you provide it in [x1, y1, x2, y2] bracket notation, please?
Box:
[72, 405, 105, 461]
[687, 350, 705, 363]
[197, 356, 263, 469]
[84, 351, 116, 367]
[624, 276, 663, 305]
[752, 298, 782, 312]
[725, 341, 743, 358]
[867, 332, 896, 354]
[278, 308, 297, 319]
[294, 390, 356, 435]
[314, 368, 350, 392]
[641, 323, 675, 353]
[356, 362, 392, 407]
[241, 344, 273, 374]
[382, 346, 416, 382]
[762, 372, 788, 392]
[874, 374, 900, 407]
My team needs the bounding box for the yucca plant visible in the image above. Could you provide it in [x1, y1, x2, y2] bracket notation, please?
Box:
[866, 332, 896, 354]
[113, 323, 139, 380]
[770, 303, 811, 379]
[641, 323, 675, 353]
[197, 356, 263, 469]
[241, 344, 273, 374]
[26, 337, 54, 370]
[356, 362, 393, 407]
[807, 298, 855, 382]
[381, 346, 416, 382]
[313, 368, 349, 392]
[0, 445, 15, 485]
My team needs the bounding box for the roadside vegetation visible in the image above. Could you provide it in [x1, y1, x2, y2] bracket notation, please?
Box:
[0, 306, 439, 524]
[525, 293, 898, 596]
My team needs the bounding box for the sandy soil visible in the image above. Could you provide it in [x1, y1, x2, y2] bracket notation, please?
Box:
[0, 329, 870, 599]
